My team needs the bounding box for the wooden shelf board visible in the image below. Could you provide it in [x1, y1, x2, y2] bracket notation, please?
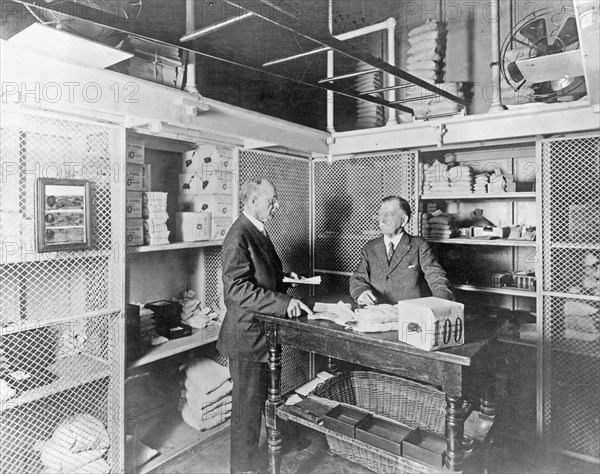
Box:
[127, 325, 221, 369]
[427, 238, 537, 247]
[420, 192, 536, 200]
[132, 406, 230, 474]
[1, 354, 110, 412]
[129, 240, 223, 253]
[455, 285, 536, 298]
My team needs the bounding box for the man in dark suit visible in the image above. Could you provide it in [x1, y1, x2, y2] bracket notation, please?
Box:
[350, 196, 454, 305]
[217, 178, 312, 474]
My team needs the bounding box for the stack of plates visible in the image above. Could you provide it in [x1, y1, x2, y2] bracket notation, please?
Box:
[354, 62, 385, 129]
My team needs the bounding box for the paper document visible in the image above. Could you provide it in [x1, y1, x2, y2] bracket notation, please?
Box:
[283, 275, 322, 285]
[294, 372, 333, 397]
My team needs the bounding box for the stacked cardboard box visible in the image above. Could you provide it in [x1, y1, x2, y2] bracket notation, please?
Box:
[125, 140, 150, 246]
[176, 145, 234, 242]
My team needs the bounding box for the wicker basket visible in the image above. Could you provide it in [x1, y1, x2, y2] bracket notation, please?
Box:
[311, 371, 447, 474]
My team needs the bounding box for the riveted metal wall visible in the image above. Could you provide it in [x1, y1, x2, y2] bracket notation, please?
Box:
[238, 149, 311, 393]
[541, 135, 600, 461]
[313, 152, 417, 294]
[0, 108, 124, 472]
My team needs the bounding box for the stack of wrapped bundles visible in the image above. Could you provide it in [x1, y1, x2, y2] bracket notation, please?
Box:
[180, 358, 232, 431]
[422, 210, 459, 240]
[406, 20, 447, 83]
[139, 306, 167, 346]
[473, 173, 490, 194]
[175, 289, 224, 329]
[352, 304, 399, 332]
[34, 413, 111, 474]
[447, 165, 474, 194]
[422, 160, 450, 195]
[143, 192, 169, 245]
[354, 62, 385, 129]
[403, 81, 464, 119]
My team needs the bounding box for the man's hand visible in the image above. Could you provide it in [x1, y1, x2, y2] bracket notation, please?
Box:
[357, 290, 378, 306]
[287, 271, 300, 288]
[286, 298, 313, 318]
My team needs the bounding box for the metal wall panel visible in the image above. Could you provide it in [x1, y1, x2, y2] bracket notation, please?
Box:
[0, 108, 124, 472]
[541, 135, 600, 461]
[238, 150, 311, 393]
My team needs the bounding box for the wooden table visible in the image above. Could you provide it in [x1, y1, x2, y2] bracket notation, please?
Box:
[257, 313, 503, 474]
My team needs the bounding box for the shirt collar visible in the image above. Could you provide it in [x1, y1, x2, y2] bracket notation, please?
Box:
[384, 232, 403, 249]
[243, 211, 265, 233]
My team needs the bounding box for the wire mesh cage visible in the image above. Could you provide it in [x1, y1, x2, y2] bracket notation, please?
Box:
[0, 108, 124, 472]
[238, 149, 311, 393]
[541, 135, 600, 461]
[313, 152, 416, 274]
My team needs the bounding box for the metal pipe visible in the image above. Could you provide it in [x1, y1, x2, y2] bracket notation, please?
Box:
[385, 17, 397, 125]
[358, 84, 410, 95]
[489, 0, 507, 112]
[180, 12, 255, 42]
[318, 68, 379, 83]
[263, 46, 330, 67]
[335, 18, 394, 41]
[184, 0, 199, 93]
[326, 0, 334, 133]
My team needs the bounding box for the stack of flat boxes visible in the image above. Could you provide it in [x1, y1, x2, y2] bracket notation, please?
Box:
[125, 142, 151, 246]
[176, 145, 234, 242]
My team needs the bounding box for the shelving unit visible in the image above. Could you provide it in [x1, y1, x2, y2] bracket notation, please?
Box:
[0, 108, 125, 473]
[128, 240, 224, 253]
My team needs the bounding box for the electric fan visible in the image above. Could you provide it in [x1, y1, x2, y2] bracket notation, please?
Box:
[500, 6, 586, 102]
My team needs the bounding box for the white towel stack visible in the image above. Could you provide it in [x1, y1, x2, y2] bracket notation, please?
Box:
[180, 357, 232, 431]
[139, 307, 166, 346]
[423, 160, 450, 195]
[143, 192, 169, 245]
[447, 165, 474, 194]
[474, 173, 489, 194]
[422, 210, 459, 240]
[354, 62, 385, 129]
[406, 20, 447, 83]
[176, 289, 224, 329]
[34, 413, 110, 474]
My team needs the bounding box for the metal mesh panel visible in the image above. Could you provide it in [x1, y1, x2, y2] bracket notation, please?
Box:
[204, 246, 223, 311]
[314, 153, 416, 273]
[313, 272, 351, 298]
[0, 312, 121, 473]
[0, 109, 124, 472]
[238, 150, 310, 393]
[541, 135, 600, 461]
[542, 296, 600, 459]
[1, 109, 123, 323]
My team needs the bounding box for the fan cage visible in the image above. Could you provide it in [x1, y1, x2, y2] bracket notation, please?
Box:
[500, 6, 585, 102]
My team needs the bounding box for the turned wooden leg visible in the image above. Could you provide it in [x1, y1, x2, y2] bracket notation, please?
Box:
[265, 322, 282, 474]
[480, 356, 498, 418]
[445, 394, 465, 471]
[326, 356, 338, 374]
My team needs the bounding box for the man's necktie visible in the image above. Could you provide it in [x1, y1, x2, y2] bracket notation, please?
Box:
[387, 242, 395, 263]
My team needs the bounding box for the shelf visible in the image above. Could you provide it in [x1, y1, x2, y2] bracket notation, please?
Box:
[0, 354, 110, 413]
[127, 325, 221, 369]
[421, 192, 536, 200]
[128, 240, 224, 253]
[131, 405, 230, 474]
[498, 336, 538, 348]
[455, 285, 536, 298]
[427, 238, 537, 247]
[0, 248, 116, 265]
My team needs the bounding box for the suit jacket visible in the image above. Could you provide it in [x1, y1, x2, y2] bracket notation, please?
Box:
[349, 233, 454, 304]
[217, 213, 291, 362]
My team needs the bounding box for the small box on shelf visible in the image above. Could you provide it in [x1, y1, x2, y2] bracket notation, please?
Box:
[175, 212, 211, 242]
[211, 217, 232, 240]
[182, 145, 233, 173]
[355, 416, 413, 455]
[126, 219, 144, 246]
[322, 405, 371, 438]
[126, 164, 151, 192]
[402, 429, 447, 468]
[126, 192, 143, 219]
[178, 194, 233, 216]
[126, 142, 145, 165]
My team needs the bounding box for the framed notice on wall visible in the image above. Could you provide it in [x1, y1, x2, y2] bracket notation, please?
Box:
[36, 178, 92, 252]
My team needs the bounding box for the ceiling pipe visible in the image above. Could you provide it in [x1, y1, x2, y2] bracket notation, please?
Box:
[180, 12, 255, 42]
[184, 0, 199, 93]
[488, 0, 507, 112]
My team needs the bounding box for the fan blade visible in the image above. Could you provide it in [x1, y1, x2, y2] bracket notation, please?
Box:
[507, 61, 524, 82]
[519, 18, 549, 54]
[549, 17, 579, 53]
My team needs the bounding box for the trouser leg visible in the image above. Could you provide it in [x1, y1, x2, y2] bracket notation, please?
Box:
[229, 358, 269, 473]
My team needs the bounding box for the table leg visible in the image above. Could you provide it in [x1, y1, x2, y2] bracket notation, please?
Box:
[265, 322, 282, 474]
[445, 394, 465, 471]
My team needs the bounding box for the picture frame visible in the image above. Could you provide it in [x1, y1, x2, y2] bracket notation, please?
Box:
[36, 178, 92, 253]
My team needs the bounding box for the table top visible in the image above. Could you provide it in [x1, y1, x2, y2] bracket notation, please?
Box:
[257, 313, 502, 367]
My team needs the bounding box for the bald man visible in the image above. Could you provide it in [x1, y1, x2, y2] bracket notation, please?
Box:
[217, 179, 311, 474]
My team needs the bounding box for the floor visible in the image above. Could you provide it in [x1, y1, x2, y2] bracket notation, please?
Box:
[151, 420, 599, 474]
